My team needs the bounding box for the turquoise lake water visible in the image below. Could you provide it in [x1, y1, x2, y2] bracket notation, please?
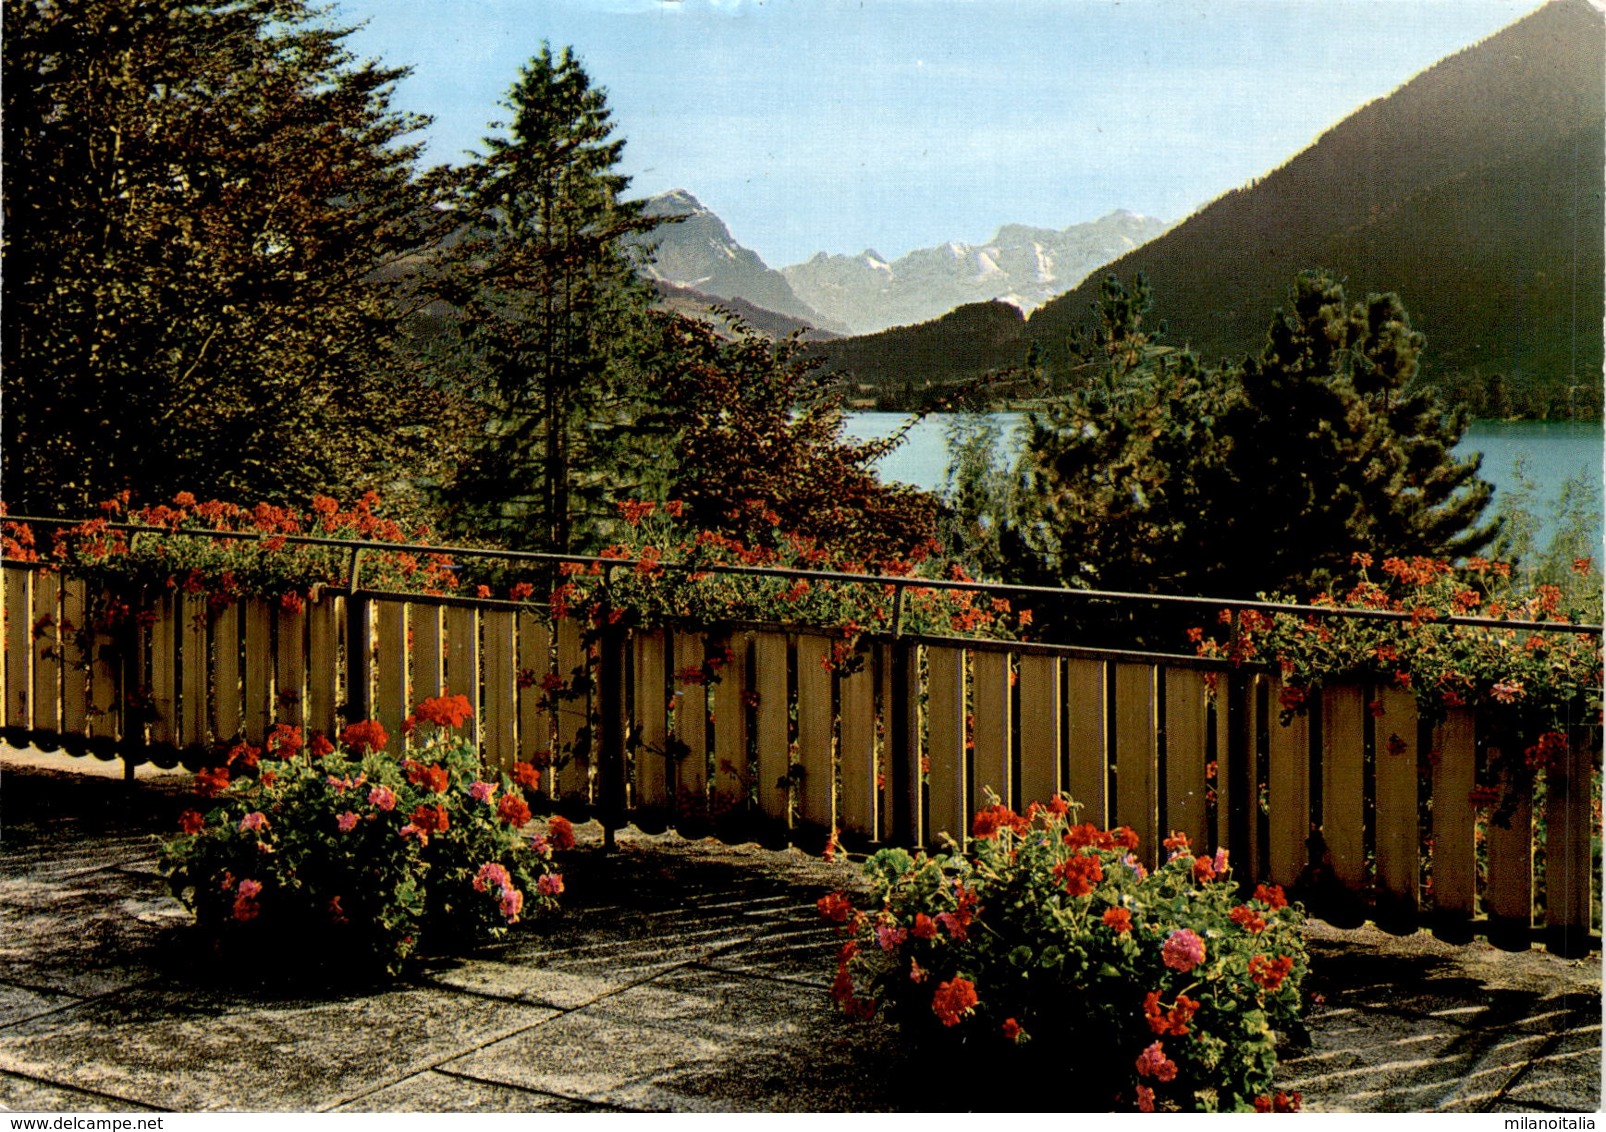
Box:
[842, 412, 1604, 553]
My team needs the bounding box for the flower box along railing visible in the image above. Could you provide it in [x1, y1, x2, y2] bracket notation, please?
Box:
[2, 525, 1599, 958]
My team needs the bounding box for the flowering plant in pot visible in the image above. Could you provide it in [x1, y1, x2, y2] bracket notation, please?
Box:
[160, 695, 574, 978]
[819, 795, 1308, 1113]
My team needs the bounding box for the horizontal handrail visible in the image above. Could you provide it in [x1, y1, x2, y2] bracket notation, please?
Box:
[4, 513, 1601, 636]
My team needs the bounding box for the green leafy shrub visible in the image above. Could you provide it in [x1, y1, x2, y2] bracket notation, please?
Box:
[160, 696, 571, 977]
[819, 797, 1308, 1113]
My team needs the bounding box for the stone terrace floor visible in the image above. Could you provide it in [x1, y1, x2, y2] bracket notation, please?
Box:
[0, 747, 1599, 1113]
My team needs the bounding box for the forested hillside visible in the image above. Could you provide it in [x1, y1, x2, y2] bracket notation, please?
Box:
[815, 0, 1605, 419]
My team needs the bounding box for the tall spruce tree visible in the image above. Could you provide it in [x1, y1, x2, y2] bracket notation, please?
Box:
[962, 273, 1496, 615]
[435, 45, 665, 552]
[1214, 270, 1497, 595]
[3, 0, 456, 515]
[998, 274, 1236, 597]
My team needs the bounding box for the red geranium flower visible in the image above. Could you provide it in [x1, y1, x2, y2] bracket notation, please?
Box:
[972, 804, 1030, 840]
[340, 720, 389, 755]
[1249, 954, 1296, 992]
[497, 793, 532, 826]
[1253, 883, 1288, 909]
[547, 814, 575, 850]
[1102, 907, 1133, 934]
[1230, 905, 1268, 934]
[931, 977, 978, 1028]
[405, 760, 450, 795]
[817, 891, 854, 924]
[511, 761, 542, 791]
[194, 766, 230, 797]
[1254, 1092, 1303, 1113]
[1053, 853, 1104, 897]
[413, 694, 473, 729]
[409, 804, 449, 834]
[1143, 990, 1201, 1036]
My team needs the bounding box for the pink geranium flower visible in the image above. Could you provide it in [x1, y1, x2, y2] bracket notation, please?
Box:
[1162, 928, 1206, 973]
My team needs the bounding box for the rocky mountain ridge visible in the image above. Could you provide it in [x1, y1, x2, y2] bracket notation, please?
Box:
[782, 210, 1169, 335]
[633, 189, 1168, 338]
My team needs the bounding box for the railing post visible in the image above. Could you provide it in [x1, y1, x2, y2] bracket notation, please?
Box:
[345, 549, 371, 724]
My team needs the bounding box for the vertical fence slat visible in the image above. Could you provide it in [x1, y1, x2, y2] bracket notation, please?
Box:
[554, 617, 587, 801]
[1065, 658, 1107, 827]
[754, 632, 790, 827]
[444, 605, 479, 748]
[242, 599, 272, 744]
[925, 645, 967, 846]
[1544, 735, 1593, 956]
[632, 629, 670, 812]
[1114, 663, 1159, 869]
[30, 572, 61, 735]
[1227, 675, 1260, 880]
[306, 595, 341, 740]
[346, 592, 373, 729]
[374, 601, 408, 754]
[673, 630, 709, 811]
[482, 610, 516, 774]
[213, 603, 241, 743]
[178, 593, 208, 749]
[516, 612, 552, 776]
[0, 571, 9, 729]
[1429, 708, 1477, 937]
[412, 604, 444, 706]
[60, 578, 88, 738]
[1164, 667, 1210, 853]
[711, 633, 750, 809]
[1375, 687, 1420, 924]
[1321, 684, 1367, 891]
[877, 641, 896, 843]
[795, 634, 834, 837]
[87, 604, 122, 745]
[1486, 778, 1533, 949]
[970, 649, 1011, 812]
[1266, 678, 1311, 890]
[1213, 677, 1231, 853]
[274, 603, 306, 732]
[149, 592, 177, 747]
[1017, 653, 1061, 809]
[891, 642, 923, 846]
[4, 570, 32, 730]
[838, 646, 877, 841]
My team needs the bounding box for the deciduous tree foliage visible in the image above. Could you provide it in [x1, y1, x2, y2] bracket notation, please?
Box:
[3, 0, 458, 515]
[432, 44, 666, 553]
[966, 273, 1496, 607]
[648, 313, 939, 567]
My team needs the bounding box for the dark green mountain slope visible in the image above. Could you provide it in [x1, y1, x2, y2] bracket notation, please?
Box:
[817, 0, 1604, 418]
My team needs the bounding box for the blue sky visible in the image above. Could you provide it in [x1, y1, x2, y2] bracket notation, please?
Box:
[331, 0, 1548, 268]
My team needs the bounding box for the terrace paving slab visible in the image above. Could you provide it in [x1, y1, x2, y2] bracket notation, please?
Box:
[1, 747, 1600, 1113]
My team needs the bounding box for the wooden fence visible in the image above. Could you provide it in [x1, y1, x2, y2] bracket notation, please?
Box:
[2, 562, 1598, 956]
